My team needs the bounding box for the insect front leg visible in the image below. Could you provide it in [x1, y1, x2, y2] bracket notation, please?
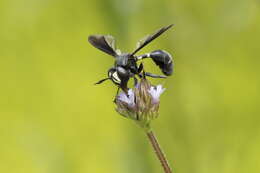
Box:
[113, 87, 120, 103]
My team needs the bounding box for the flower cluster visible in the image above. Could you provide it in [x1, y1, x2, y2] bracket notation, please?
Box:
[115, 78, 165, 130]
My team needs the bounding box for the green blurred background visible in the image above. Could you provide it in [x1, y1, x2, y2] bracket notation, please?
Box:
[1, 0, 260, 173]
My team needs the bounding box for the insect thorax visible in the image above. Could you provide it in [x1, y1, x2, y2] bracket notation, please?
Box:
[115, 53, 129, 66]
[116, 54, 137, 69]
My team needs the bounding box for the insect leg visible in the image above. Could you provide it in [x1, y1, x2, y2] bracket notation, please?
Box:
[113, 87, 120, 103]
[145, 72, 166, 78]
[136, 53, 150, 61]
[134, 76, 138, 86]
[116, 86, 120, 95]
[138, 62, 144, 73]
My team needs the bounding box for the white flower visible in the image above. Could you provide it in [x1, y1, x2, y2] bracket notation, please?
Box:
[148, 85, 165, 103]
[117, 89, 135, 107]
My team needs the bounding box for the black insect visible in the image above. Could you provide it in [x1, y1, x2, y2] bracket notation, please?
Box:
[88, 24, 174, 93]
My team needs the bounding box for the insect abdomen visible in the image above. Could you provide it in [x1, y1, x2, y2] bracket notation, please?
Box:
[150, 50, 173, 76]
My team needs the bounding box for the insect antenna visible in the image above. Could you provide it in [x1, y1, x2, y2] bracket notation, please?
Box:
[94, 78, 110, 85]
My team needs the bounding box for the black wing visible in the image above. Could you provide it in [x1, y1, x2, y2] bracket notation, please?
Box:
[131, 24, 174, 56]
[88, 35, 117, 57]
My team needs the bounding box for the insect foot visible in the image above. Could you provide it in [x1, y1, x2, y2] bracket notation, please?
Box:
[115, 78, 165, 132]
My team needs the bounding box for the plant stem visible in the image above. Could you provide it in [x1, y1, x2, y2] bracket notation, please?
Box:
[146, 130, 172, 173]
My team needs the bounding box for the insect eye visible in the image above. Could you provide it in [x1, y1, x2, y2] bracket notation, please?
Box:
[108, 71, 121, 84]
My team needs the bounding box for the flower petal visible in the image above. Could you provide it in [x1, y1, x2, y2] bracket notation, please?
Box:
[148, 85, 165, 103]
[117, 89, 135, 106]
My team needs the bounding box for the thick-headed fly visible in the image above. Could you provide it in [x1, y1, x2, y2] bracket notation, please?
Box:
[88, 24, 174, 93]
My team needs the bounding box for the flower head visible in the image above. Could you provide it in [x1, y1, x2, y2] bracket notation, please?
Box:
[115, 78, 165, 130]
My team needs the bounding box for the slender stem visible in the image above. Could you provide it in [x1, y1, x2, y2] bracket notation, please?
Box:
[146, 130, 172, 173]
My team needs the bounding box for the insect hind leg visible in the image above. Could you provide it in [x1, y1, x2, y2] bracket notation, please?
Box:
[145, 72, 166, 78]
